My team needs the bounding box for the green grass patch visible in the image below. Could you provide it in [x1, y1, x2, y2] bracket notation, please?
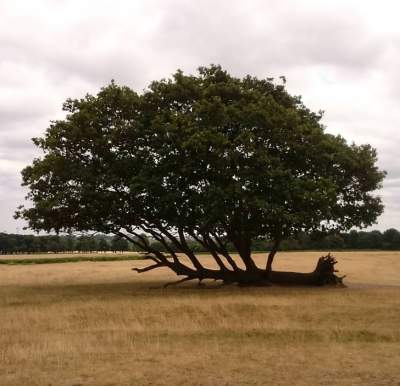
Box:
[0, 254, 146, 265]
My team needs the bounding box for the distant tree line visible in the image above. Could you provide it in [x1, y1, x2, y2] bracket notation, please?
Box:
[1, 229, 399, 255]
[0, 234, 132, 255]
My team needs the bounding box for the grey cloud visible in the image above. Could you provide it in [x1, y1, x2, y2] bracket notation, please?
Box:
[148, 0, 387, 76]
[0, 174, 27, 233]
[0, 0, 399, 232]
[1, 0, 389, 90]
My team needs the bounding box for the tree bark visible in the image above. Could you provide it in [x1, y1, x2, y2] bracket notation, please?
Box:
[232, 238, 258, 273]
[266, 239, 281, 272]
[269, 254, 346, 286]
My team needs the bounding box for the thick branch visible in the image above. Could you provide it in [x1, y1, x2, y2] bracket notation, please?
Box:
[121, 226, 205, 279]
[140, 221, 205, 271]
[119, 230, 176, 268]
[188, 231, 228, 270]
[117, 230, 147, 250]
[208, 233, 240, 272]
[266, 239, 281, 272]
[201, 233, 229, 271]
[231, 237, 258, 272]
[139, 225, 180, 264]
[117, 231, 160, 264]
[177, 228, 206, 271]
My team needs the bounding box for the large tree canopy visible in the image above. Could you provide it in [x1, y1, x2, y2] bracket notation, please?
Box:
[16, 65, 385, 285]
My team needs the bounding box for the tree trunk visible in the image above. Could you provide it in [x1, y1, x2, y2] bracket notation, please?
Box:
[232, 238, 259, 273]
[269, 254, 346, 286]
[134, 253, 346, 288]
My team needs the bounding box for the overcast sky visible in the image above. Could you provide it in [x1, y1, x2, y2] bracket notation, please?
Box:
[0, 0, 399, 233]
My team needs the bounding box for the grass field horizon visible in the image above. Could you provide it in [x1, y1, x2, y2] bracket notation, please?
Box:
[1, 251, 400, 385]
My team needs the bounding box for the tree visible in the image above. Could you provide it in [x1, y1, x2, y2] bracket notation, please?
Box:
[98, 238, 109, 252]
[76, 237, 88, 253]
[16, 65, 385, 286]
[368, 230, 383, 249]
[345, 229, 359, 249]
[65, 234, 76, 253]
[383, 229, 400, 250]
[111, 236, 129, 252]
[321, 234, 345, 250]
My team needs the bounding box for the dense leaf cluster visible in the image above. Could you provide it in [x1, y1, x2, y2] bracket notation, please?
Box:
[17, 66, 385, 238]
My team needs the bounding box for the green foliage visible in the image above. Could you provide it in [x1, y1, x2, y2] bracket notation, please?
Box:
[382, 228, 400, 249]
[98, 238, 109, 252]
[111, 235, 129, 252]
[15, 65, 386, 254]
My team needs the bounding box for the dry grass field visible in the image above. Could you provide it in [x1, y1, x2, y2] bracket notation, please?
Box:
[1, 251, 400, 386]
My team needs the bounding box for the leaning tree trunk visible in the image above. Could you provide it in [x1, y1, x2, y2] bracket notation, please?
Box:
[268, 254, 346, 287]
[121, 229, 345, 287]
[133, 253, 346, 287]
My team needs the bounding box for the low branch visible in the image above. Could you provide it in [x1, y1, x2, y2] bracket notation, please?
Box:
[139, 225, 180, 264]
[211, 236, 240, 272]
[132, 263, 164, 273]
[117, 231, 147, 251]
[119, 229, 184, 269]
[208, 233, 240, 272]
[141, 222, 205, 272]
[189, 231, 228, 270]
[177, 228, 206, 270]
[202, 233, 229, 271]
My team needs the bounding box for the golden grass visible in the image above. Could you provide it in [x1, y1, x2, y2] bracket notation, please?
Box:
[1, 251, 400, 386]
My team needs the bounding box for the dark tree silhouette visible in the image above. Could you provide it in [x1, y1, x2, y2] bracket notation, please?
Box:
[15, 66, 385, 286]
[111, 236, 129, 252]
